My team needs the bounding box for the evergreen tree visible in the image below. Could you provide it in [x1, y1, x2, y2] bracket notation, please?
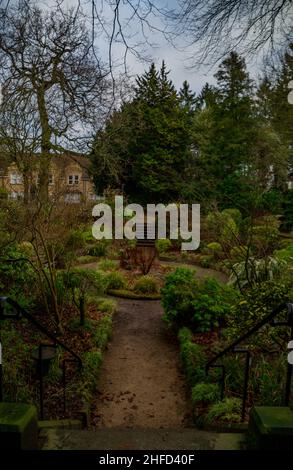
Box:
[91, 62, 192, 203]
[193, 52, 258, 208]
[179, 80, 197, 113]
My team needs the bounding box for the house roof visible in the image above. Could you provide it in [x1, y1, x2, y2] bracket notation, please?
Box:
[51, 154, 91, 179]
[0, 152, 92, 178]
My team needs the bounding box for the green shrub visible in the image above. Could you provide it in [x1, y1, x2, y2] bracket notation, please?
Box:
[199, 255, 213, 268]
[225, 279, 291, 340]
[156, 238, 172, 254]
[251, 216, 280, 254]
[178, 327, 206, 385]
[207, 242, 222, 255]
[133, 275, 159, 294]
[250, 354, 287, 406]
[229, 256, 286, 289]
[1, 321, 35, 402]
[66, 229, 87, 251]
[88, 241, 108, 257]
[105, 271, 127, 290]
[282, 189, 293, 231]
[98, 299, 117, 315]
[229, 245, 249, 262]
[206, 211, 239, 246]
[162, 268, 235, 331]
[221, 208, 242, 227]
[191, 383, 220, 405]
[63, 268, 107, 325]
[82, 350, 103, 388]
[94, 315, 112, 350]
[205, 398, 242, 424]
[178, 326, 193, 344]
[98, 259, 117, 271]
[275, 243, 293, 264]
[0, 243, 37, 307]
[0, 187, 8, 199]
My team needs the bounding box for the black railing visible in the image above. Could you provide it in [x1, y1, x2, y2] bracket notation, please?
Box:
[206, 302, 293, 422]
[0, 296, 82, 419]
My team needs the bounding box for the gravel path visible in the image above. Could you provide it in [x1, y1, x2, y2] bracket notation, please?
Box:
[92, 298, 192, 428]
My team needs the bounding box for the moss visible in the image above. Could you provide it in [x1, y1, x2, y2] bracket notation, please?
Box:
[0, 403, 37, 433]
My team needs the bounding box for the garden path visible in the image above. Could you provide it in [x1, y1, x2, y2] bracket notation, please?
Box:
[91, 298, 191, 428]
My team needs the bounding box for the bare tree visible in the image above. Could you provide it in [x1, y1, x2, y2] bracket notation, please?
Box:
[0, 98, 41, 203]
[171, 0, 293, 65]
[0, 1, 109, 202]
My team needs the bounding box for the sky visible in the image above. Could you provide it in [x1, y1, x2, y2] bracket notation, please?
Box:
[33, 0, 263, 94]
[5, 0, 265, 94]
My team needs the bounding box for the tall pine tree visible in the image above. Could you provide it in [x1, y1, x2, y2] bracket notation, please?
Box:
[91, 62, 193, 203]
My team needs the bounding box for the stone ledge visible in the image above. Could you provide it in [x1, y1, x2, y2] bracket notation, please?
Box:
[0, 402, 38, 449]
[248, 406, 293, 450]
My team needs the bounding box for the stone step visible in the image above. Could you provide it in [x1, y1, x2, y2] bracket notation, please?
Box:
[41, 428, 245, 450]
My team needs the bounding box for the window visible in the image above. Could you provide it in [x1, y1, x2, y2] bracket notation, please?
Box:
[68, 175, 79, 185]
[9, 191, 24, 200]
[64, 193, 81, 203]
[89, 193, 103, 201]
[10, 173, 22, 185]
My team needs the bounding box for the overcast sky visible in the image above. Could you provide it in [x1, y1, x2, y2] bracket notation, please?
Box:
[23, 0, 264, 93]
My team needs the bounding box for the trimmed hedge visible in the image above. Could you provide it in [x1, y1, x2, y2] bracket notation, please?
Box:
[108, 288, 161, 300]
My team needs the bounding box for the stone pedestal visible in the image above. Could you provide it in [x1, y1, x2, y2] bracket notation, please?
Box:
[0, 402, 38, 449]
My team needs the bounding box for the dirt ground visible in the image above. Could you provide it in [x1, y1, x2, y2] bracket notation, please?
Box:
[92, 298, 193, 428]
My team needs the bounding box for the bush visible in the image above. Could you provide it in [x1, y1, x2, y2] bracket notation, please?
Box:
[88, 241, 108, 257]
[98, 299, 117, 315]
[98, 259, 117, 271]
[82, 350, 103, 388]
[225, 279, 292, 338]
[66, 229, 87, 251]
[199, 255, 213, 268]
[229, 245, 249, 262]
[205, 398, 242, 424]
[178, 327, 206, 385]
[206, 211, 238, 246]
[221, 208, 242, 227]
[275, 243, 293, 264]
[156, 238, 172, 254]
[191, 383, 220, 405]
[105, 271, 127, 290]
[251, 216, 280, 254]
[162, 268, 235, 331]
[207, 242, 222, 256]
[229, 256, 286, 289]
[94, 315, 112, 350]
[133, 275, 159, 294]
[0, 243, 37, 307]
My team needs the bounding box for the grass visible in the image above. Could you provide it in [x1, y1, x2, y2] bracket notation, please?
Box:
[107, 288, 161, 300]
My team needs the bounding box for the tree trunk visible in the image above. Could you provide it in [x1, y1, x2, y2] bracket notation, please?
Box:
[23, 172, 30, 204]
[36, 85, 51, 204]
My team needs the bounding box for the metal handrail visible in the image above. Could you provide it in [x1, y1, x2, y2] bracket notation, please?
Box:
[206, 302, 293, 421]
[0, 296, 82, 419]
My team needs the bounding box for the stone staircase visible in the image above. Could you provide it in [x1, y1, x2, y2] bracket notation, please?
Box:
[40, 427, 245, 450]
